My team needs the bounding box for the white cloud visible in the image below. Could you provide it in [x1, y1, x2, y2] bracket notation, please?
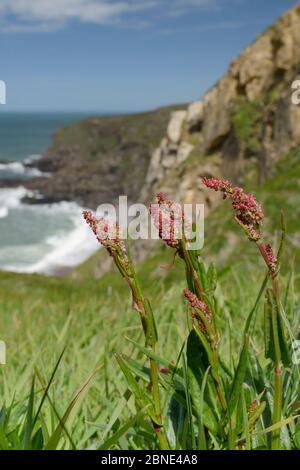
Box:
[0, 0, 218, 33]
[157, 19, 264, 36]
[172, 0, 217, 7]
[168, 0, 219, 16]
[0, 0, 158, 32]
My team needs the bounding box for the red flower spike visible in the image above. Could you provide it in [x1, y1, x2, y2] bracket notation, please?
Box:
[264, 243, 277, 275]
[183, 288, 211, 319]
[202, 177, 264, 241]
[83, 210, 127, 260]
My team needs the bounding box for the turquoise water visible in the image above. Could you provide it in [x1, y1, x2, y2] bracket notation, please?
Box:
[0, 112, 99, 273]
[0, 112, 89, 161]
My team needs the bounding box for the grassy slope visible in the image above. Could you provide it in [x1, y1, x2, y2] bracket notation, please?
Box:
[1, 148, 300, 448]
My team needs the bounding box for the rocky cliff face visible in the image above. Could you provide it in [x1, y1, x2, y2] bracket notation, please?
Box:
[23, 3, 300, 214]
[25, 105, 183, 208]
[141, 3, 300, 207]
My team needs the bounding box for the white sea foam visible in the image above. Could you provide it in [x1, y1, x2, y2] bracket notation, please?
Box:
[0, 188, 99, 274]
[22, 211, 99, 275]
[0, 158, 49, 177]
[23, 154, 41, 164]
[0, 186, 29, 218]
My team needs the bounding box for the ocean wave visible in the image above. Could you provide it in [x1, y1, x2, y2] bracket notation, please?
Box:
[0, 158, 49, 177]
[0, 187, 99, 274]
[23, 154, 42, 164]
[22, 213, 99, 275]
[0, 186, 30, 218]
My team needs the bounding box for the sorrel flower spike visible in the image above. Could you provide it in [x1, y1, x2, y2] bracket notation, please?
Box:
[202, 177, 264, 241]
[83, 210, 129, 269]
[202, 177, 233, 194]
[183, 288, 211, 317]
[149, 192, 183, 249]
[149, 191, 193, 250]
[264, 244, 278, 276]
[257, 243, 278, 278]
[202, 178, 278, 276]
[183, 288, 213, 336]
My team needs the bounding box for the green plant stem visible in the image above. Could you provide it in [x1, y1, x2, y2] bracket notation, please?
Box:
[272, 363, 282, 450]
[181, 236, 227, 412]
[271, 279, 283, 450]
[212, 350, 227, 412]
[150, 356, 169, 450]
[123, 260, 169, 450]
[256, 242, 283, 449]
[181, 236, 203, 299]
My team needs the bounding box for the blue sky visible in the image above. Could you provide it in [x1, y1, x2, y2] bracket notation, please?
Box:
[0, 0, 298, 112]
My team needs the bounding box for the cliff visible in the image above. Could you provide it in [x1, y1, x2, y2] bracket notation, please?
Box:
[25, 3, 300, 214]
[141, 3, 300, 207]
[25, 105, 184, 208]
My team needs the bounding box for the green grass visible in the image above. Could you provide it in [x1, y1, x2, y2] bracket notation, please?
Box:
[1, 148, 300, 449]
[231, 97, 262, 153]
[0, 268, 189, 449]
[51, 105, 186, 162]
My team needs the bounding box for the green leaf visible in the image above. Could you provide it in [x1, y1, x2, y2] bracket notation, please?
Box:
[186, 331, 219, 436]
[126, 338, 179, 375]
[294, 418, 300, 449]
[121, 354, 150, 383]
[193, 324, 219, 386]
[264, 296, 275, 361]
[22, 376, 35, 450]
[167, 395, 186, 449]
[35, 368, 76, 450]
[31, 428, 44, 450]
[115, 354, 148, 404]
[256, 414, 300, 435]
[0, 425, 11, 450]
[207, 263, 217, 292]
[45, 370, 96, 450]
[115, 354, 157, 424]
[228, 342, 248, 417]
[144, 299, 158, 348]
[265, 289, 291, 367]
[277, 305, 291, 368]
[98, 407, 150, 450]
[195, 259, 208, 292]
[33, 347, 66, 428]
[236, 400, 266, 449]
[244, 274, 268, 336]
[187, 329, 209, 372]
[277, 210, 286, 264]
[182, 356, 196, 449]
[197, 367, 211, 450]
[248, 401, 266, 430]
[241, 389, 251, 450]
[185, 265, 195, 293]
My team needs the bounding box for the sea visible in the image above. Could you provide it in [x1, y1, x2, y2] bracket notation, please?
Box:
[0, 112, 99, 274]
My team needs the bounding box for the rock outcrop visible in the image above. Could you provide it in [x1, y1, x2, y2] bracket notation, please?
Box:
[24, 105, 184, 208]
[141, 2, 300, 205]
